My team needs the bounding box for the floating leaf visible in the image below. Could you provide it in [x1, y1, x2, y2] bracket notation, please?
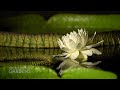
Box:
[0, 65, 59, 79]
[0, 14, 48, 34]
[47, 14, 120, 34]
[62, 67, 117, 79]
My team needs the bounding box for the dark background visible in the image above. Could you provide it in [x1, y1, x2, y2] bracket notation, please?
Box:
[0, 0, 120, 18]
[0, 11, 120, 20]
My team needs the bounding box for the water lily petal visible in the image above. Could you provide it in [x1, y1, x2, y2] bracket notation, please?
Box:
[76, 43, 82, 50]
[81, 54, 88, 62]
[56, 61, 66, 70]
[89, 31, 96, 42]
[81, 61, 102, 66]
[58, 38, 74, 52]
[90, 48, 102, 55]
[69, 31, 78, 43]
[68, 39, 77, 49]
[53, 53, 71, 59]
[78, 29, 88, 47]
[93, 40, 104, 47]
[57, 39, 65, 49]
[69, 50, 79, 60]
[86, 40, 104, 49]
[62, 35, 73, 50]
[65, 53, 71, 58]
[81, 50, 93, 56]
[62, 35, 68, 46]
[61, 47, 73, 52]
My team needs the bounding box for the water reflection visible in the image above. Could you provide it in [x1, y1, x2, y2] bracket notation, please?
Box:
[0, 45, 120, 78]
[0, 47, 62, 67]
[54, 57, 102, 76]
[0, 47, 62, 62]
[89, 45, 120, 79]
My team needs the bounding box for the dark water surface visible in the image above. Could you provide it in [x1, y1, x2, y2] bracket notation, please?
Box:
[0, 45, 120, 79]
[89, 45, 120, 79]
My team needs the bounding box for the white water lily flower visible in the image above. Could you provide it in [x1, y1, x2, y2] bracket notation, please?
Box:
[57, 28, 104, 61]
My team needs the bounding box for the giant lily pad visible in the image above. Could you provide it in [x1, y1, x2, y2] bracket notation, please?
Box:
[0, 65, 118, 79]
[47, 14, 120, 34]
[0, 14, 48, 34]
[61, 67, 117, 79]
[0, 65, 59, 79]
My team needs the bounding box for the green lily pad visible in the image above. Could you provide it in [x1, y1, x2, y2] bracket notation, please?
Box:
[0, 65, 59, 79]
[0, 14, 48, 34]
[47, 14, 120, 34]
[62, 67, 117, 79]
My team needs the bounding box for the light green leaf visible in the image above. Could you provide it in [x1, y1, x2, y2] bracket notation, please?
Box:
[0, 65, 59, 79]
[62, 67, 117, 79]
[47, 14, 120, 34]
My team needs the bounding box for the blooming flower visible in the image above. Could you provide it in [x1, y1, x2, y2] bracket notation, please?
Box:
[57, 29, 104, 61]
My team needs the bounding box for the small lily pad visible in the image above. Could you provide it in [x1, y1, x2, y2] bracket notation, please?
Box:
[0, 65, 59, 79]
[62, 67, 117, 79]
